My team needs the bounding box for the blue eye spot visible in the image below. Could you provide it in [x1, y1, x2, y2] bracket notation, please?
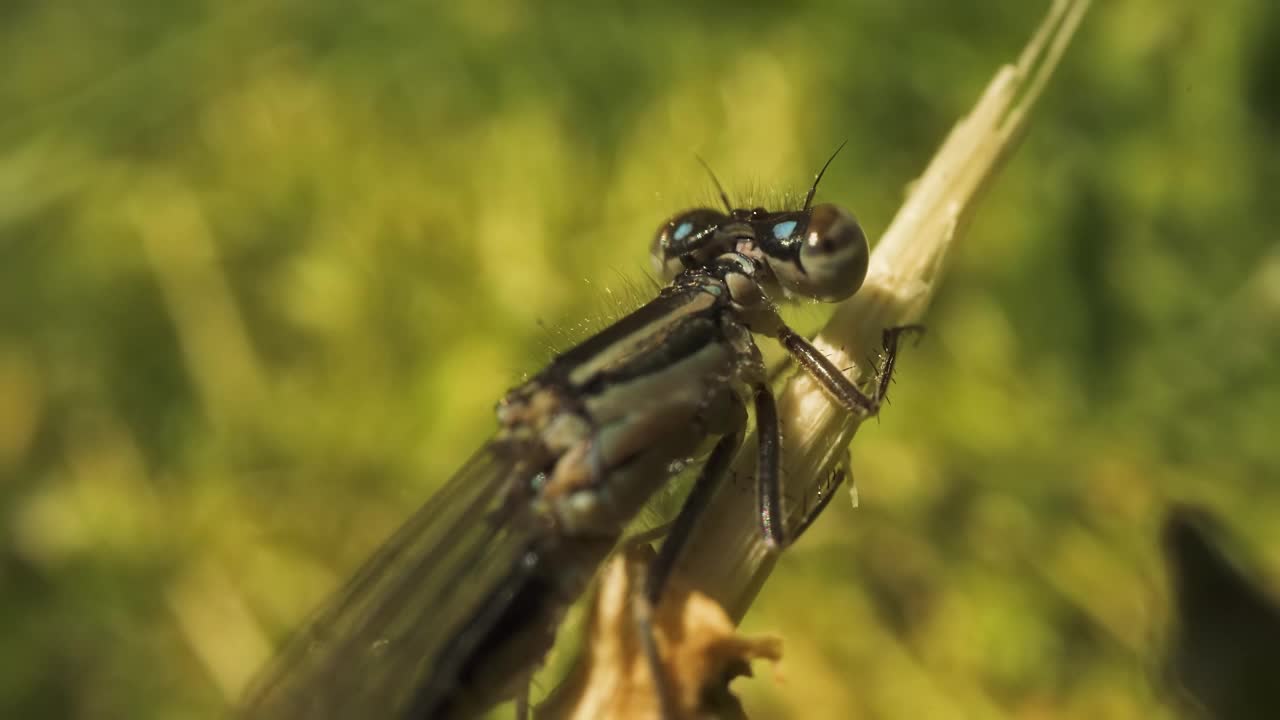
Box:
[772, 220, 798, 240]
[673, 222, 694, 242]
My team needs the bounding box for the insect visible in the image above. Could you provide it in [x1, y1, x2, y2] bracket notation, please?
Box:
[239, 150, 915, 719]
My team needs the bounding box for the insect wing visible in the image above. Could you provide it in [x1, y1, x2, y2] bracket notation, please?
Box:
[240, 440, 540, 719]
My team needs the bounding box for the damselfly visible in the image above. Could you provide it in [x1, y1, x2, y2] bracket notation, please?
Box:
[240, 151, 914, 719]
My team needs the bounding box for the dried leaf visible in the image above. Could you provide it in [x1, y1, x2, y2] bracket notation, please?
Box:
[537, 546, 781, 720]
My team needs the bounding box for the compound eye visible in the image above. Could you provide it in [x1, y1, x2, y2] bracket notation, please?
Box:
[772, 204, 868, 302]
[800, 204, 869, 301]
[650, 208, 728, 280]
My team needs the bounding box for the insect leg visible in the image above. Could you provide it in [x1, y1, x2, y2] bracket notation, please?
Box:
[756, 384, 858, 548]
[753, 383, 787, 549]
[633, 426, 745, 719]
[776, 324, 921, 417]
[788, 449, 853, 543]
[644, 426, 744, 605]
[870, 324, 926, 404]
[631, 561, 682, 720]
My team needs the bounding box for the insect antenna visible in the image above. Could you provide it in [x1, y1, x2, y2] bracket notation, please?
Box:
[695, 154, 734, 213]
[802, 139, 849, 210]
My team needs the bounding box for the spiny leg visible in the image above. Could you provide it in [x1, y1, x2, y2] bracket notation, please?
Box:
[788, 449, 853, 543]
[635, 428, 745, 720]
[753, 383, 787, 550]
[775, 323, 922, 418]
[645, 428, 744, 604]
[755, 324, 920, 548]
[870, 324, 925, 404]
[630, 561, 681, 720]
[758, 397, 857, 549]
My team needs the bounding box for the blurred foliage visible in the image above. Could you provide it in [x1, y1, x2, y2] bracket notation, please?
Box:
[3, 1, 1280, 718]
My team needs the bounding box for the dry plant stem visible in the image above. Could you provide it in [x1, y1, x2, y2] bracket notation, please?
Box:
[670, 0, 1092, 622]
[537, 547, 782, 720]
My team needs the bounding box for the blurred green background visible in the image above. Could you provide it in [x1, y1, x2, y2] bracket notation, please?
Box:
[4, 1, 1280, 718]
